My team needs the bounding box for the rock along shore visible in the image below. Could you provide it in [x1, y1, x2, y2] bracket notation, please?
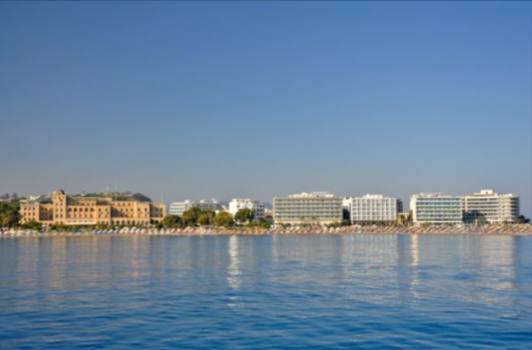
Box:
[1, 224, 531, 238]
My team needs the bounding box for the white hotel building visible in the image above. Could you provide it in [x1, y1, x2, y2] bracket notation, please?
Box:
[273, 192, 343, 225]
[462, 189, 519, 223]
[228, 199, 264, 220]
[410, 193, 463, 224]
[350, 194, 403, 225]
[168, 199, 221, 216]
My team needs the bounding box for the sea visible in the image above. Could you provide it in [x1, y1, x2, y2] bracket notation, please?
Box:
[1, 235, 531, 349]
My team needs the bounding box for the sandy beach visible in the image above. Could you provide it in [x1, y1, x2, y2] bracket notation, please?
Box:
[1, 224, 531, 238]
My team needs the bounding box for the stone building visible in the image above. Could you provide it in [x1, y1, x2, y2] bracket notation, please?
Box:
[20, 190, 166, 226]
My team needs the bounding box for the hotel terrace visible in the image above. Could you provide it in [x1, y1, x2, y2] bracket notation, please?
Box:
[20, 190, 166, 226]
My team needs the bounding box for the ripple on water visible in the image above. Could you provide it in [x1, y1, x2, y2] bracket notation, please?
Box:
[0, 235, 531, 350]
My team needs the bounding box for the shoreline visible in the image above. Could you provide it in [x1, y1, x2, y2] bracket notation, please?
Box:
[1, 224, 531, 238]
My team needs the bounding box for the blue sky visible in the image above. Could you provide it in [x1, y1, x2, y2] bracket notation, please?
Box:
[0, 1, 531, 215]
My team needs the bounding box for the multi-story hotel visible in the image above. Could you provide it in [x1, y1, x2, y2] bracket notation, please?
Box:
[462, 189, 519, 223]
[228, 199, 264, 220]
[273, 192, 343, 225]
[410, 193, 463, 224]
[350, 194, 403, 225]
[168, 199, 221, 216]
[20, 190, 166, 226]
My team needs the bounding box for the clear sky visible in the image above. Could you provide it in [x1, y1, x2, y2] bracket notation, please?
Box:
[0, 1, 531, 215]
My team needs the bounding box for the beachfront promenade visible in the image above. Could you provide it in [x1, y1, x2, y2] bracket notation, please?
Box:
[2, 224, 531, 238]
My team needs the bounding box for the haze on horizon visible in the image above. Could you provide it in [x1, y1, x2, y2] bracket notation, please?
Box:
[0, 1, 531, 215]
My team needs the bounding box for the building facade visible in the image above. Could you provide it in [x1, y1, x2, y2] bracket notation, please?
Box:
[410, 193, 463, 224]
[228, 199, 264, 220]
[462, 189, 519, 223]
[273, 192, 343, 225]
[168, 201, 190, 217]
[20, 190, 166, 226]
[350, 194, 403, 225]
[168, 199, 221, 216]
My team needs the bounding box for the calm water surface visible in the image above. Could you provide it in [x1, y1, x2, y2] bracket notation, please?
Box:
[0, 235, 531, 349]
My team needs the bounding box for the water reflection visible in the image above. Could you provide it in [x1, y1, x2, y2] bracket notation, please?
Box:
[227, 235, 241, 291]
[341, 235, 355, 283]
[272, 234, 279, 264]
[411, 234, 419, 267]
[396, 235, 420, 304]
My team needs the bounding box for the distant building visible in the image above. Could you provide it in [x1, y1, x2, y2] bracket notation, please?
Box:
[168, 201, 190, 216]
[19, 190, 166, 226]
[263, 208, 274, 224]
[351, 194, 403, 225]
[462, 189, 519, 223]
[410, 193, 463, 224]
[168, 199, 221, 216]
[273, 192, 343, 225]
[228, 199, 264, 220]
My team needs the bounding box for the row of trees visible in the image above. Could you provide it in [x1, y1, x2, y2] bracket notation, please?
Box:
[0, 201, 21, 227]
[1, 193, 19, 201]
[0, 200, 43, 229]
[159, 207, 270, 229]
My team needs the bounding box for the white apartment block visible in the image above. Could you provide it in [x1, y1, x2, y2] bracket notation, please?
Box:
[273, 192, 343, 225]
[168, 201, 190, 216]
[410, 193, 463, 224]
[462, 189, 519, 223]
[168, 199, 221, 217]
[228, 199, 264, 220]
[351, 194, 403, 225]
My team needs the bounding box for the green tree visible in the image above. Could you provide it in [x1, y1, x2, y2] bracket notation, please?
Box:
[161, 214, 182, 228]
[246, 218, 271, 229]
[182, 207, 203, 227]
[518, 215, 531, 224]
[0, 201, 21, 228]
[234, 208, 255, 224]
[213, 211, 234, 227]
[476, 216, 487, 225]
[22, 219, 42, 230]
[198, 210, 215, 226]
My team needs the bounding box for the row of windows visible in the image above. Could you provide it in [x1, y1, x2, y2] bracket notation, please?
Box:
[353, 209, 397, 212]
[352, 201, 397, 205]
[276, 215, 342, 218]
[275, 201, 342, 204]
[275, 211, 342, 215]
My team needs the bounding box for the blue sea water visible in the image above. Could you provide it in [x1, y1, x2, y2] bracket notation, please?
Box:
[0, 235, 531, 349]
